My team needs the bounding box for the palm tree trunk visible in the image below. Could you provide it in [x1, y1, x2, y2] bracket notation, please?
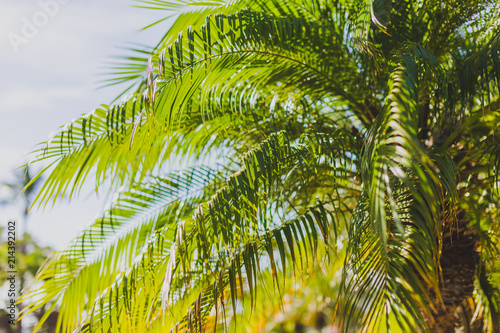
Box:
[429, 216, 480, 332]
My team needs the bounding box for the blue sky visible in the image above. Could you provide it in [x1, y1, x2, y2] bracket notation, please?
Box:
[0, 0, 170, 249]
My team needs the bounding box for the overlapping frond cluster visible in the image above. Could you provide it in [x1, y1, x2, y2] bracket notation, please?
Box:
[21, 0, 500, 332]
[28, 4, 367, 208]
[339, 49, 458, 331]
[24, 128, 358, 332]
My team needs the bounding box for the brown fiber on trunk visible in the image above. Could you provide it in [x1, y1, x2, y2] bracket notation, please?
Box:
[428, 218, 480, 333]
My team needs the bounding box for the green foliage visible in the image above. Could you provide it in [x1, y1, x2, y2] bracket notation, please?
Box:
[21, 0, 500, 332]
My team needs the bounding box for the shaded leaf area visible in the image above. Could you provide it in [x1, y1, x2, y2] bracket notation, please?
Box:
[338, 51, 457, 331]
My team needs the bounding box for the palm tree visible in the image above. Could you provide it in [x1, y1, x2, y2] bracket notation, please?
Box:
[20, 0, 500, 331]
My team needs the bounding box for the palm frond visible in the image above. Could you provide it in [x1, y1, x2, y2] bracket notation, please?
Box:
[29, 8, 371, 208]
[46, 128, 358, 331]
[20, 166, 222, 332]
[339, 50, 457, 331]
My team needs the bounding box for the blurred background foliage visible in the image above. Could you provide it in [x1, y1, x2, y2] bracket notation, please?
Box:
[0, 167, 56, 333]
